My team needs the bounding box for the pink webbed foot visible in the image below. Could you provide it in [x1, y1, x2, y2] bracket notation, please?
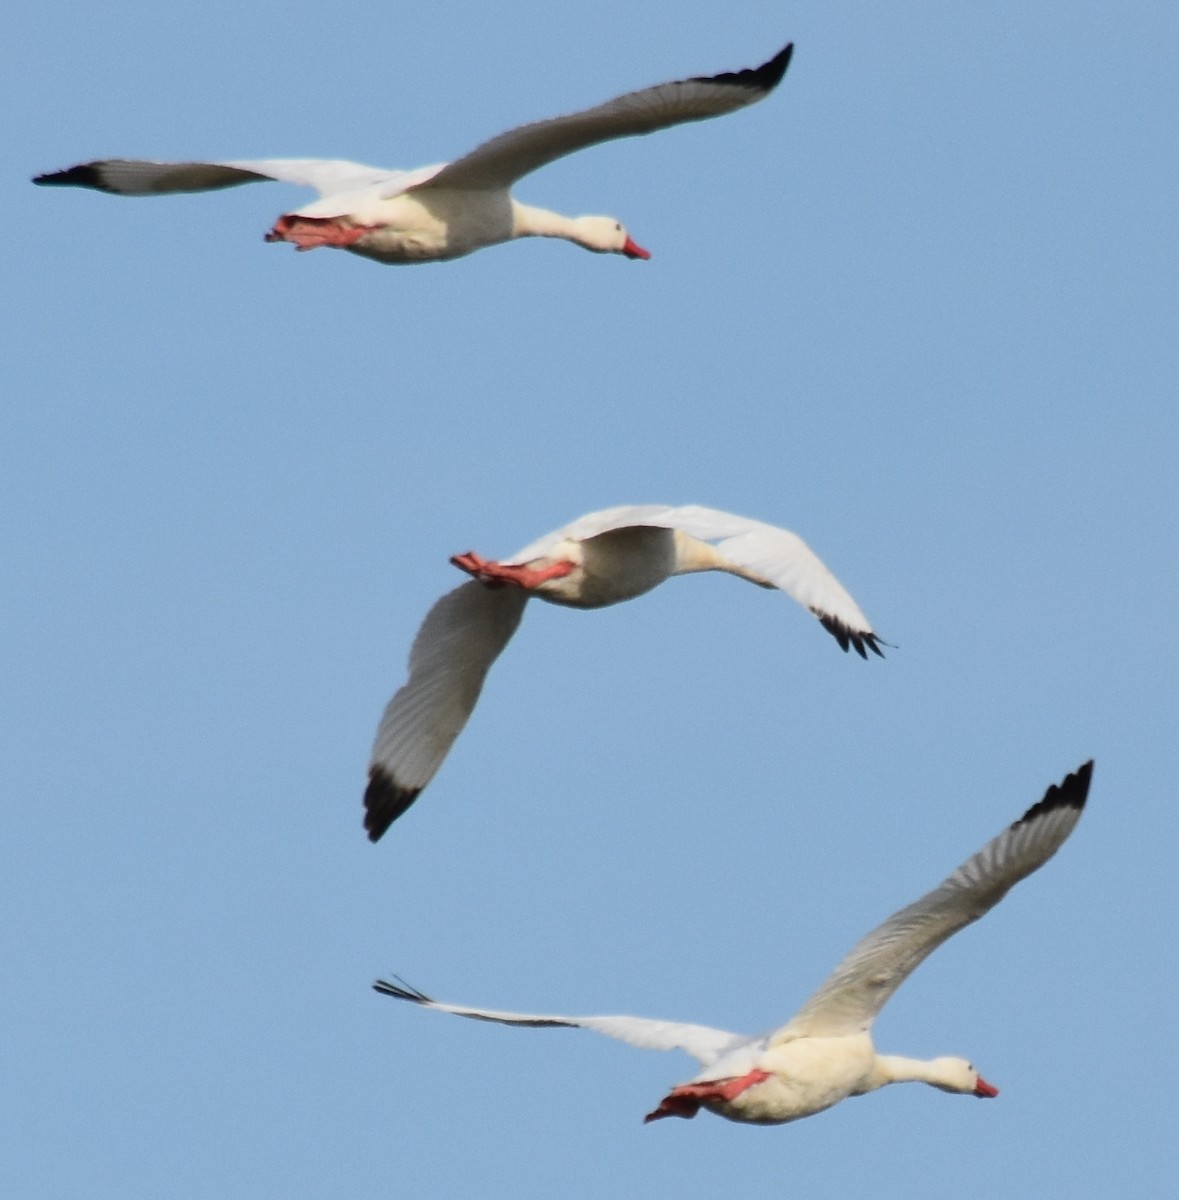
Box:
[643, 1069, 772, 1124]
[264, 214, 374, 252]
[450, 551, 574, 591]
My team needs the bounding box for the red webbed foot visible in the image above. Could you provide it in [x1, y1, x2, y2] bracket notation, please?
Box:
[265, 214, 374, 251]
[450, 551, 574, 590]
[644, 1070, 772, 1124]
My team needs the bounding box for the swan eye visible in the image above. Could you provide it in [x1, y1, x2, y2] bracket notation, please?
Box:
[615, 222, 622, 231]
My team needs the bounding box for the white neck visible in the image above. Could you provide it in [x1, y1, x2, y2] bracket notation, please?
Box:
[511, 201, 579, 242]
[857, 1055, 965, 1095]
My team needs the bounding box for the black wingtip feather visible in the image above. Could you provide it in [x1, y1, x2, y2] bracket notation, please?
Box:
[364, 768, 422, 842]
[817, 613, 886, 659]
[373, 976, 433, 1004]
[33, 164, 114, 192]
[698, 42, 794, 93]
[1014, 761, 1094, 829]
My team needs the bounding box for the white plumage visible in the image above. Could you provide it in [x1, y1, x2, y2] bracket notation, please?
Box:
[34, 44, 792, 265]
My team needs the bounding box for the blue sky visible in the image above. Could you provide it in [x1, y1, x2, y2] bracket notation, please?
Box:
[4, 1, 1177, 1196]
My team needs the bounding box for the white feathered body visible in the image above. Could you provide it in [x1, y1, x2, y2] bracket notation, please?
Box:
[515, 526, 681, 609]
[293, 184, 515, 262]
[695, 1033, 877, 1124]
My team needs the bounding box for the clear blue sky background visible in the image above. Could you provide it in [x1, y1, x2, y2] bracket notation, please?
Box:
[4, 2, 1177, 1196]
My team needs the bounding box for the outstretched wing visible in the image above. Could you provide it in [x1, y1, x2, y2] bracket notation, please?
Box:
[374, 978, 748, 1067]
[414, 43, 793, 192]
[33, 157, 415, 199]
[364, 582, 528, 841]
[775, 762, 1093, 1041]
[663, 504, 883, 657]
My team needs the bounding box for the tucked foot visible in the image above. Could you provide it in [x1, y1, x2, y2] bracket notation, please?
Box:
[450, 551, 574, 590]
[643, 1069, 772, 1123]
[264, 214, 374, 252]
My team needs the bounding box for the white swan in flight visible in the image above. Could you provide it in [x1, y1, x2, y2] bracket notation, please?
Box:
[364, 503, 882, 839]
[375, 761, 1092, 1125]
[33, 43, 793, 266]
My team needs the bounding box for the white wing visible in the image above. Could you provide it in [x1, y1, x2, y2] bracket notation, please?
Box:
[506, 503, 882, 657]
[32, 157, 419, 199]
[774, 762, 1093, 1041]
[666, 504, 882, 657]
[503, 504, 681, 562]
[364, 582, 527, 841]
[413, 43, 793, 192]
[373, 978, 748, 1067]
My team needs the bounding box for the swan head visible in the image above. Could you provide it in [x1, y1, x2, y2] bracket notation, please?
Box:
[571, 215, 650, 259]
[929, 1058, 999, 1098]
